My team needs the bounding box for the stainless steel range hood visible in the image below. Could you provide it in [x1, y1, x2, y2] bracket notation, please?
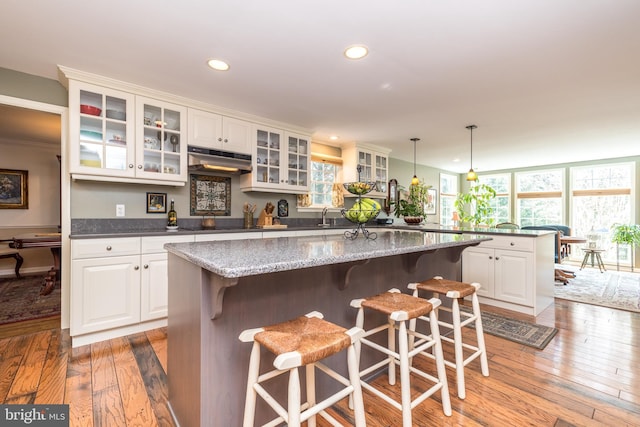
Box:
[188, 145, 252, 174]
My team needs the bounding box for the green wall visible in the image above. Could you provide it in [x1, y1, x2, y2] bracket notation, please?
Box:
[0, 67, 67, 106]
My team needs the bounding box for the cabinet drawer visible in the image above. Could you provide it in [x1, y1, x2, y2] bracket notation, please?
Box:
[142, 235, 194, 254]
[478, 235, 534, 252]
[72, 237, 141, 259]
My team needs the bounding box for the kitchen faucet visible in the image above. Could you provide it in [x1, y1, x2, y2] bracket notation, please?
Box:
[321, 207, 328, 226]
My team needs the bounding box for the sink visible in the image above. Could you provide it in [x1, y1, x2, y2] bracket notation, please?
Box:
[317, 223, 331, 228]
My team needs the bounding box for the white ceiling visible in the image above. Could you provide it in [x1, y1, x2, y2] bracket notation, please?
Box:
[2, 0, 639, 173]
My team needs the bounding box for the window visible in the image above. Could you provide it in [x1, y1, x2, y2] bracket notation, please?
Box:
[439, 173, 458, 225]
[570, 162, 634, 264]
[309, 161, 339, 207]
[478, 174, 511, 225]
[515, 169, 564, 227]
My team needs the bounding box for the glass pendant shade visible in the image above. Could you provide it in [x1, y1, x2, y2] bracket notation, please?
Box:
[466, 169, 478, 181]
[410, 137, 420, 186]
[466, 125, 478, 181]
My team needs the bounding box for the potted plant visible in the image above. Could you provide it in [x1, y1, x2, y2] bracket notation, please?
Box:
[392, 180, 432, 224]
[454, 183, 497, 227]
[611, 223, 640, 271]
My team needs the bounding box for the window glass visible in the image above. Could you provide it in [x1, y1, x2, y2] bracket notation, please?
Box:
[439, 173, 458, 225]
[516, 169, 564, 227]
[478, 173, 511, 224]
[309, 161, 339, 207]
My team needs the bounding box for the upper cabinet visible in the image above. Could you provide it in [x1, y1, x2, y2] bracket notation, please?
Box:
[68, 80, 187, 185]
[341, 142, 391, 198]
[240, 126, 310, 194]
[188, 108, 251, 155]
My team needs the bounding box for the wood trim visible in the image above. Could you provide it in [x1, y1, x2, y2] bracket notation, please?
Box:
[517, 191, 562, 199]
[572, 188, 631, 196]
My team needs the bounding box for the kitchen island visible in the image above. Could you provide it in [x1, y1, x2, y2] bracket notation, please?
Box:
[164, 229, 489, 426]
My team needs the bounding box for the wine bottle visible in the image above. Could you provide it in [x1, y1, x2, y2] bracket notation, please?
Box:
[168, 199, 178, 227]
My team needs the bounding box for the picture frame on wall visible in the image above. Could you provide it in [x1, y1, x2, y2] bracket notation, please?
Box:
[0, 169, 28, 209]
[190, 174, 231, 216]
[146, 192, 167, 213]
[425, 188, 437, 215]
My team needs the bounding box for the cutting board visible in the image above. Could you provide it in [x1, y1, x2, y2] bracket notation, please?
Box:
[257, 225, 288, 229]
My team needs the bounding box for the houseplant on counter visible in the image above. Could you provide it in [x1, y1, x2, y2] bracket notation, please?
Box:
[611, 223, 640, 271]
[454, 183, 497, 227]
[392, 180, 432, 224]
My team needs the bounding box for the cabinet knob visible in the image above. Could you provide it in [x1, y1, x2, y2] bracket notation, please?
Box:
[223, 138, 228, 143]
[137, 164, 142, 169]
[510, 242, 515, 246]
[488, 256, 493, 259]
[495, 256, 500, 260]
[106, 246, 112, 251]
[144, 264, 149, 269]
[134, 265, 140, 270]
[129, 164, 135, 169]
[218, 137, 223, 142]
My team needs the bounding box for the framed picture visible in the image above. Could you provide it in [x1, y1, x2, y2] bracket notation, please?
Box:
[425, 188, 437, 215]
[0, 169, 28, 209]
[146, 192, 167, 213]
[190, 174, 231, 216]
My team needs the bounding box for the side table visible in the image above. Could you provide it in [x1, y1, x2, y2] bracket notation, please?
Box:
[580, 248, 606, 273]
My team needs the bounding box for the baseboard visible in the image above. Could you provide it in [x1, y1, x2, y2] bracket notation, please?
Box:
[0, 266, 52, 278]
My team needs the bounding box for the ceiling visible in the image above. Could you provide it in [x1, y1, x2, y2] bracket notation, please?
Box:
[2, 0, 639, 173]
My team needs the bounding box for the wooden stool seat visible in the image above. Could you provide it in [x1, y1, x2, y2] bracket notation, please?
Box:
[0, 246, 23, 278]
[409, 276, 489, 400]
[240, 312, 365, 427]
[351, 289, 451, 427]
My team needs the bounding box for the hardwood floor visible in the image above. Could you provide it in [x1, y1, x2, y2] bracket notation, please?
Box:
[1, 300, 639, 426]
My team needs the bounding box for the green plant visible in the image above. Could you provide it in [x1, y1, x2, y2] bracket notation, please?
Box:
[611, 223, 640, 271]
[454, 183, 497, 226]
[393, 180, 432, 219]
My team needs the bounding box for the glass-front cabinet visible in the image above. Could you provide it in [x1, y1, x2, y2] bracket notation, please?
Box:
[135, 97, 187, 182]
[69, 82, 135, 178]
[68, 81, 187, 184]
[342, 142, 391, 199]
[240, 127, 310, 194]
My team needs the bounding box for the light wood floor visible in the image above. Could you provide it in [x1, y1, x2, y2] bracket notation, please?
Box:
[1, 299, 639, 426]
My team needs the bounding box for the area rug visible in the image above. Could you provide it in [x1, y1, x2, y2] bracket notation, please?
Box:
[554, 268, 640, 312]
[0, 275, 61, 325]
[461, 306, 557, 350]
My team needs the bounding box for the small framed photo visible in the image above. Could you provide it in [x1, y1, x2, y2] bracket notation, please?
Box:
[146, 192, 167, 213]
[425, 188, 437, 215]
[0, 169, 28, 209]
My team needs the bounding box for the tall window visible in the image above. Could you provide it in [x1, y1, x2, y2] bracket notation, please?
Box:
[310, 161, 339, 207]
[516, 169, 564, 227]
[570, 162, 634, 264]
[478, 174, 510, 225]
[439, 173, 458, 225]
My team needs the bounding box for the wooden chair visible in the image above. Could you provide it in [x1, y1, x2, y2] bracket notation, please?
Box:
[495, 222, 520, 230]
[0, 241, 23, 278]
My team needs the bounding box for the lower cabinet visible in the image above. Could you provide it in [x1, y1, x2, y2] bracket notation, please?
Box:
[70, 234, 193, 346]
[462, 232, 553, 316]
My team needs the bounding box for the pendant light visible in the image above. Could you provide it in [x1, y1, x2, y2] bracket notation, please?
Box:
[410, 137, 420, 186]
[466, 125, 478, 181]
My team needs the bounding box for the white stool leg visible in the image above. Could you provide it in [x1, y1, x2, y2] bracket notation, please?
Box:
[349, 307, 365, 411]
[451, 297, 466, 399]
[243, 341, 261, 427]
[397, 320, 412, 427]
[347, 344, 366, 427]
[471, 293, 490, 377]
[388, 318, 396, 385]
[429, 309, 452, 416]
[288, 367, 301, 427]
[306, 363, 316, 427]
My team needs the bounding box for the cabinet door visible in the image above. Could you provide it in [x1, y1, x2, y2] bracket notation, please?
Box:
[71, 255, 141, 335]
[188, 108, 222, 149]
[253, 126, 283, 188]
[283, 132, 310, 192]
[136, 96, 187, 182]
[69, 81, 136, 177]
[358, 149, 373, 182]
[494, 249, 533, 306]
[140, 253, 169, 321]
[462, 246, 495, 298]
[374, 153, 388, 195]
[221, 116, 252, 154]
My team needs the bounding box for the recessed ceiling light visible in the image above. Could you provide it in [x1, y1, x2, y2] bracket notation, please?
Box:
[207, 59, 230, 71]
[329, 135, 339, 141]
[344, 45, 368, 60]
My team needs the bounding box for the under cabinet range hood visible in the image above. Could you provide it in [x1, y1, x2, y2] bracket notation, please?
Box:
[187, 145, 252, 174]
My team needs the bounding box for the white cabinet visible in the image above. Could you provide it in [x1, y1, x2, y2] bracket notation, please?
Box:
[188, 108, 252, 154]
[71, 237, 142, 336]
[70, 234, 194, 346]
[69, 81, 188, 184]
[341, 142, 390, 198]
[462, 233, 554, 315]
[240, 126, 310, 194]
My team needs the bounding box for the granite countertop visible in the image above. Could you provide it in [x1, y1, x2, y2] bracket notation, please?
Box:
[164, 229, 491, 278]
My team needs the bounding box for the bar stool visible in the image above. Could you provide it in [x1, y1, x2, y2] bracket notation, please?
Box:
[350, 289, 451, 427]
[408, 276, 489, 399]
[239, 311, 366, 427]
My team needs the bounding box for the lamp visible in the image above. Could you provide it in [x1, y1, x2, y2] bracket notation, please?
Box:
[466, 125, 478, 181]
[451, 211, 460, 228]
[410, 137, 420, 186]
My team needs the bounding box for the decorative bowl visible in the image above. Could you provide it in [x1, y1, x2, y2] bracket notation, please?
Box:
[403, 216, 423, 225]
[341, 208, 380, 224]
[343, 181, 377, 195]
[80, 104, 102, 116]
[106, 109, 126, 120]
